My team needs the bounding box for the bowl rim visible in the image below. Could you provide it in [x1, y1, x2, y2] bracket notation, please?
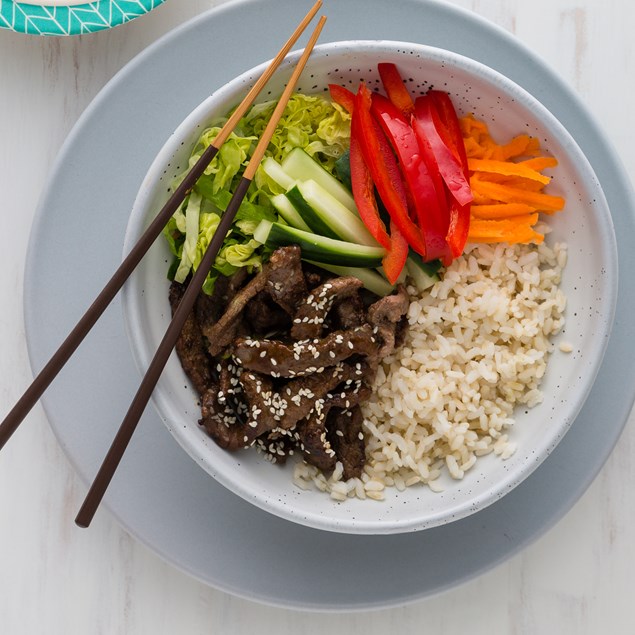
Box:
[122, 39, 618, 534]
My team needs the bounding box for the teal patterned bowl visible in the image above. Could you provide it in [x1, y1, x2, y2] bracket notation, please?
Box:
[0, 0, 165, 35]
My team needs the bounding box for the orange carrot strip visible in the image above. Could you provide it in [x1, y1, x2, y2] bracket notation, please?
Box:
[459, 114, 488, 137]
[519, 157, 558, 171]
[473, 173, 546, 192]
[470, 179, 565, 212]
[471, 203, 537, 219]
[468, 216, 543, 245]
[492, 134, 540, 161]
[467, 158, 551, 184]
[468, 213, 539, 237]
[463, 137, 488, 158]
[469, 231, 544, 244]
[470, 190, 497, 205]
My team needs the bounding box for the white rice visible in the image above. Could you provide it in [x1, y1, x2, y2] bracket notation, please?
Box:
[293, 240, 568, 499]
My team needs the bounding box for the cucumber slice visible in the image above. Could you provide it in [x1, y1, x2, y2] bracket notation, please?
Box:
[406, 255, 441, 291]
[254, 220, 385, 268]
[408, 251, 442, 277]
[306, 260, 395, 297]
[282, 147, 357, 213]
[286, 184, 340, 240]
[287, 180, 379, 247]
[334, 150, 352, 192]
[271, 193, 311, 232]
[261, 157, 295, 191]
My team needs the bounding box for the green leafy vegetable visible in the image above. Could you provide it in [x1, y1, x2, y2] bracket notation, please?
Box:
[242, 93, 351, 173]
[163, 93, 352, 294]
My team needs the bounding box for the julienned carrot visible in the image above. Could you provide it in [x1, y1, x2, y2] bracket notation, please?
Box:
[473, 173, 547, 192]
[467, 158, 551, 185]
[469, 213, 539, 235]
[471, 203, 537, 219]
[519, 157, 558, 171]
[460, 113, 564, 245]
[468, 231, 544, 244]
[470, 179, 565, 213]
[459, 114, 540, 161]
[468, 215, 544, 244]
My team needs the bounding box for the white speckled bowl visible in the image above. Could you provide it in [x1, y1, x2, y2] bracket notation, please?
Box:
[122, 41, 617, 534]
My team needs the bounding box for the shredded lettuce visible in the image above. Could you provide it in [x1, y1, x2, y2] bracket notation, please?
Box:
[242, 93, 351, 172]
[163, 92, 351, 294]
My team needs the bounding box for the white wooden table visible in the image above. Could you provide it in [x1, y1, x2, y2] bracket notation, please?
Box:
[1, 1, 634, 632]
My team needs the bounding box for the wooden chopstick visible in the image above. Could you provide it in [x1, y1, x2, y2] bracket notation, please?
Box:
[0, 0, 322, 453]
[74, 15, 327, 529]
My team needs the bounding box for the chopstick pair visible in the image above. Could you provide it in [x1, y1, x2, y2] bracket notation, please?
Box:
[75, 13, 327, 528]
[0, 1, 326, 527]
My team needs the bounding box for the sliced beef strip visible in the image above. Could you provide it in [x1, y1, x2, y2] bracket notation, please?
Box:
[194, 268, 249, 331]
[198, 377, 248, 451]
[330, 291, 366, 330]
[244, 291, 291, 334]
[290, 276, 363, 340]
[201, 362, 368, 451]
[367, 285, 410, 358]
[168, 281, 213, 396]
[201, 370, 296, 451]
[295, 404, 337, 472]
[263, 245, 306, 315]
[255, 433, 296, 464]
[266, 362, 368, 432]
[201, 246, 304, 357]
[194, 279, 225, 327]
[232, 324, 379, 378]
[327, 405, 366, 480]
[217, 359, 246, 417]
[296, 380, 371, 473]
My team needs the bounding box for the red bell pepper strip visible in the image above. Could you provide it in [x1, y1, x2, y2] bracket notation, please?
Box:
[378, 63, 414, 116]
[427, 90, 472, 257]
[382, 220, 409, 284]
[353, 83, 427, 256]
[329, 82, 407, 281]
[428, 91, 469, 169]
[414, 95, 473, 208]
[349, 134, 392, 250]
[328, 83, 355, 114]
[371, 93, 452, 263]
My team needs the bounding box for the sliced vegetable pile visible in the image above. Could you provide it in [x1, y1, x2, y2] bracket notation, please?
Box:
[163, 63, 565, 298]
[461, 114, 565, 244]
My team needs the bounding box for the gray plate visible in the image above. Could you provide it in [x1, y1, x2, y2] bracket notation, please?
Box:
[24, 0, 635, 612]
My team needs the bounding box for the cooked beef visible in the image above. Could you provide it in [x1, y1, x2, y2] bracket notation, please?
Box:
[201, 362, 370, 451]
[232, 324, 379, 378]
[173, 247, 412, 481]
[259, 362, 369, 432]
[169, 281, 213, 396]
[290, 276, 363, 340]
[200, 247, 302, 356]
[327, 406, 366, 479]
[245, 291, 291, 334]
[303, 263, 331, 289]
[194, 269, 248, 331]
[201, 370, 274, 450]
[295, 406, 337, 472]
[263, 245, 307, 315]
[255, 432, 296, 464]
[331, 291, 366, 330]
[198, 378, 245, 450]
[367, 284, 410, 357]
